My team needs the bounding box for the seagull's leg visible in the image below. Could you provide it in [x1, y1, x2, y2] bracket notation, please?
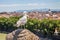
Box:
[22, 25, 23, 29]
[20, 25, 22, 29]
[24, 25, 25, 29]
[23, 25, 24, 29]
[21, 25, 23, 29]
[24, 24, 25, 29]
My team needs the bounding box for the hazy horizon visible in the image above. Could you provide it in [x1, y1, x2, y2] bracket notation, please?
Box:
[0, 0, 60, 12]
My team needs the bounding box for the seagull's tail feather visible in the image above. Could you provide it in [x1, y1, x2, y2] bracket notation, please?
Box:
[14, 24, 20, 27]
[13, 24, 17, 27]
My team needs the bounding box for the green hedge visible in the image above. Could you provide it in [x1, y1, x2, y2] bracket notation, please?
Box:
[0, 16, 20, 32]
[0, 16, 60, 36]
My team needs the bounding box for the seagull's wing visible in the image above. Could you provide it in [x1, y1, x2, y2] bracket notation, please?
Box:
[19, 16, 27, 21]
[15, 16, 27, 27]
[16, 16, 27, 24]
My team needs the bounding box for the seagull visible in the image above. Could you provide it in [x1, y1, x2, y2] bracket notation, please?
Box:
[16, 11, 28, 29]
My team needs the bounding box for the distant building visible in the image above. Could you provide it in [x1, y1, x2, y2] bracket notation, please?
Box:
[48, 9, 53, 16]
[45, 14, 50, 17]
[48, 9, 51, 13]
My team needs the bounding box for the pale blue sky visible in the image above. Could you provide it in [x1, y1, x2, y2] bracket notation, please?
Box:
[0, 0, 60, 12]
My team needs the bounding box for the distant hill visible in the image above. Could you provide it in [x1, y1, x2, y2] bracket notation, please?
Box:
[16, 10, 32, 12]
[15, 9, 60, 12]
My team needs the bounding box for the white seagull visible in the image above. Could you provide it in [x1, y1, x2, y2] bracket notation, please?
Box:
[16, 11, 28, 29]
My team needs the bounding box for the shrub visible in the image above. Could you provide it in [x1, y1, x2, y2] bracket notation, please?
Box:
[0, 17, 60, 36]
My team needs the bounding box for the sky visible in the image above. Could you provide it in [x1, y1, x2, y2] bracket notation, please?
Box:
[0, 0, 60, 12]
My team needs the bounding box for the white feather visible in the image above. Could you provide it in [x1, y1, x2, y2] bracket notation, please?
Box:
[16, 11, 28, 27]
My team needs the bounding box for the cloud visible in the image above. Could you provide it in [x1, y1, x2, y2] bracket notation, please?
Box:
[0, 3, 39, 7]
[0, 3, 40, 12]
[0, 3, 48, 8]
[0, 4, 20, 7]
[40, 3, 46, 6]
[27, 3, 39, 6]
